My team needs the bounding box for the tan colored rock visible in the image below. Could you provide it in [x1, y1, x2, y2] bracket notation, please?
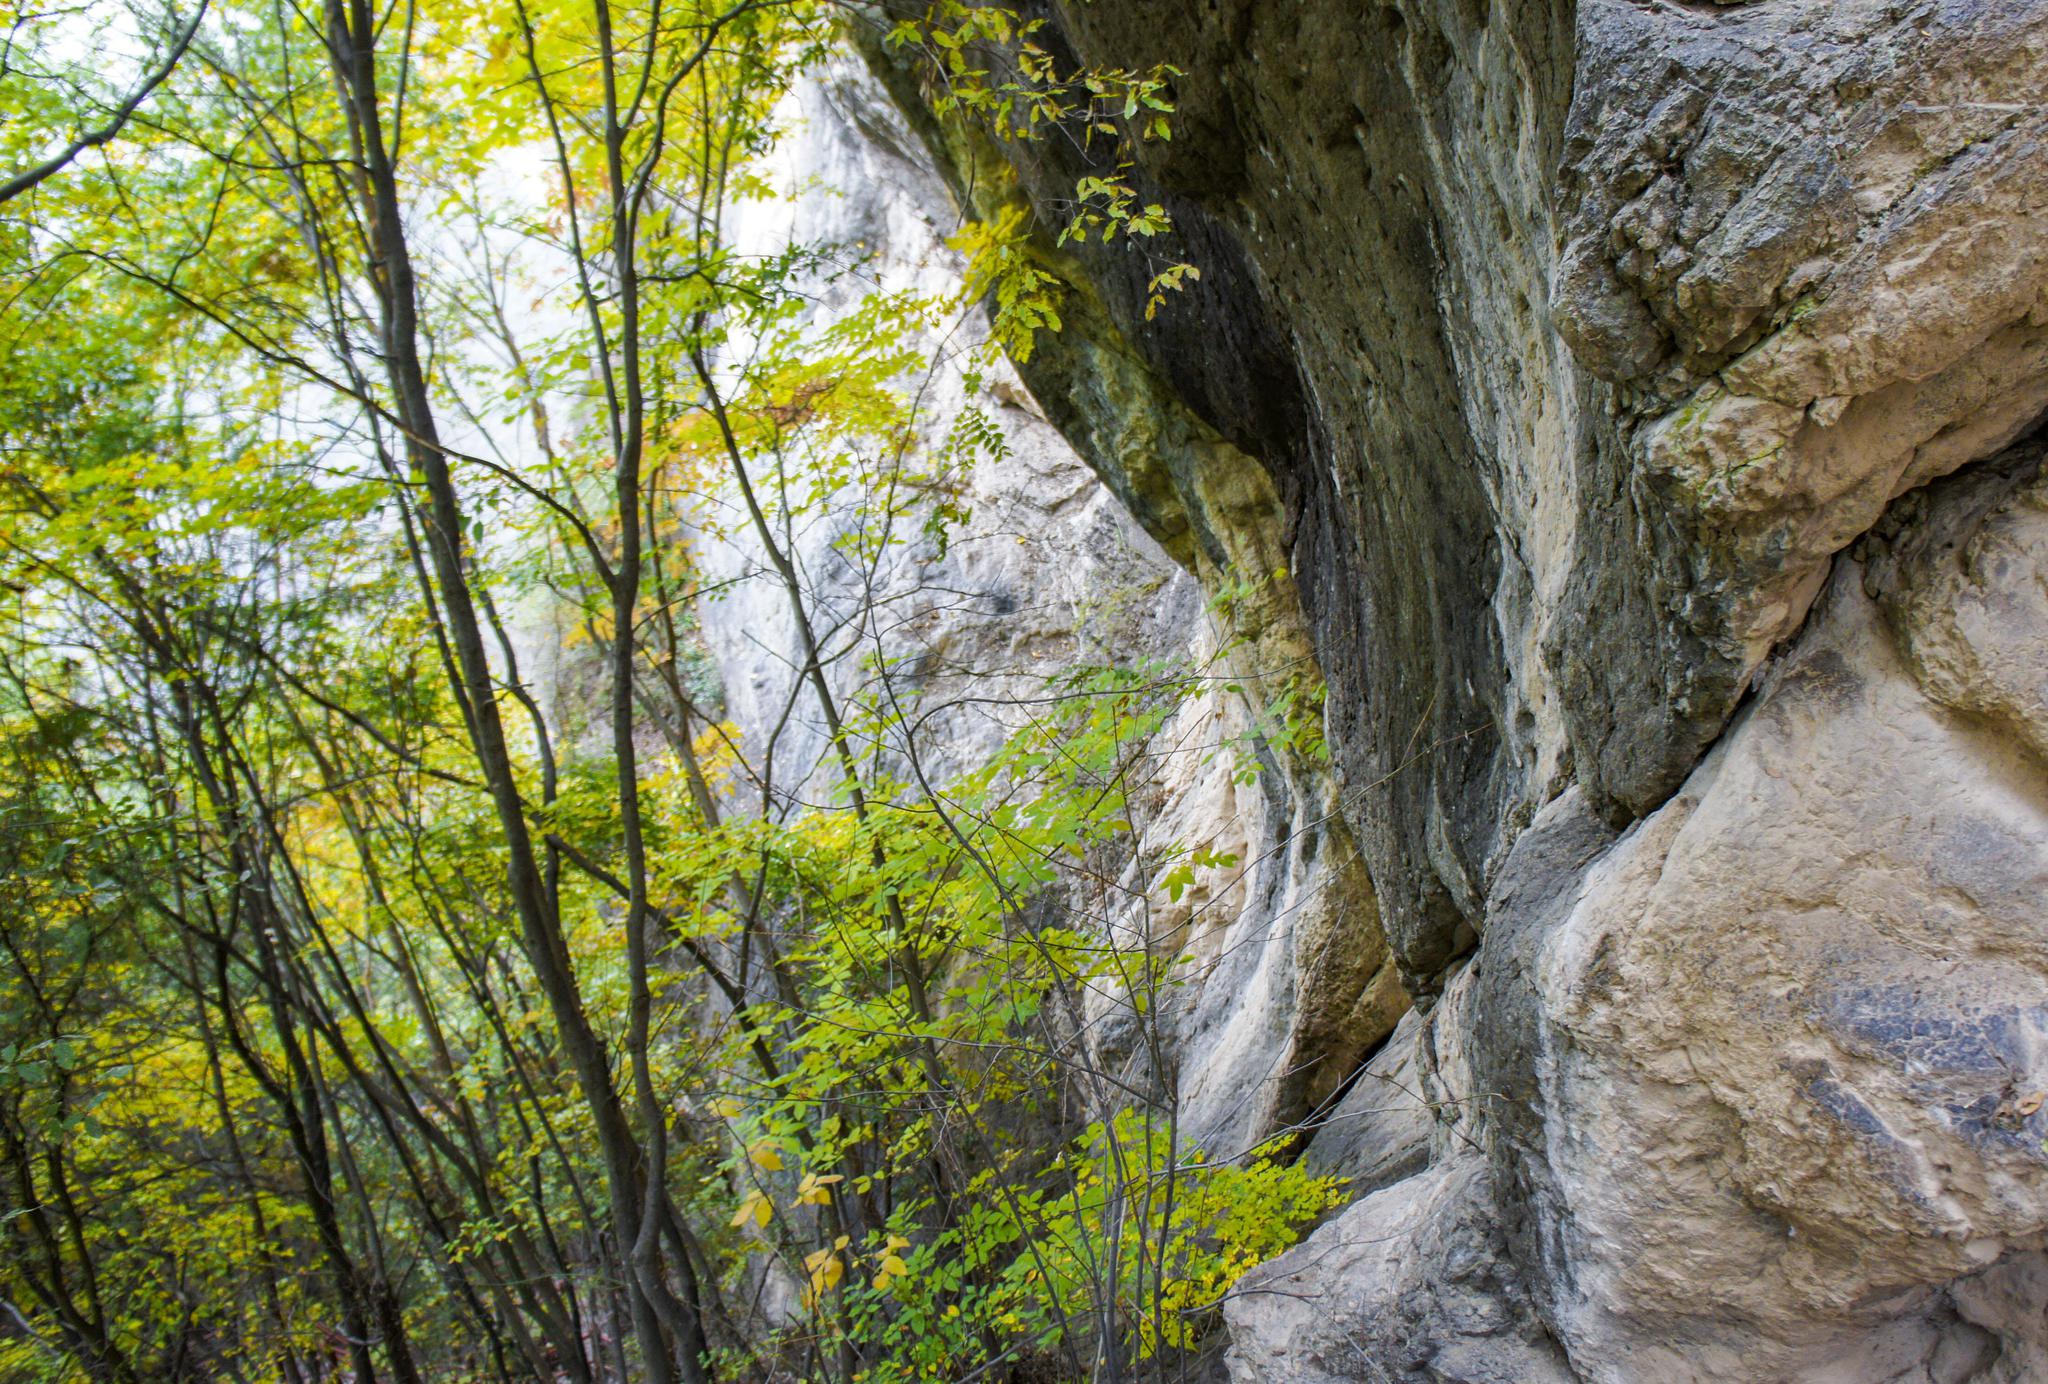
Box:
[1225, 449, 2048, 1381]
[1866, 442, 2048, 768]
[1515, 463, 2048, 1380]
[842, 0, 2048, 1374]
[1229, 971, 1572, 1384]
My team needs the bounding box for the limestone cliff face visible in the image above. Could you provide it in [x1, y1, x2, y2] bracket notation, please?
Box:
[702, 60, 1404, 1160]
[702, 3, 2048, 1378]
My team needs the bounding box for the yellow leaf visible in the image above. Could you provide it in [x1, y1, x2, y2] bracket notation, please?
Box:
[803, 1250, 844, 1302]
[729, 1190, 772, 1230]
[793, 1172, 844, 1207]
[749, 1143, 784, 1172]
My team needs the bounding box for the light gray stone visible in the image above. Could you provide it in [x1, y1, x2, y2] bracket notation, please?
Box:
[700, 59, 1405, 1164]
[813, 3, 2048, 1376]
[1300, 1006, 1435, 1196]
[1494, 446, 2048, 1381]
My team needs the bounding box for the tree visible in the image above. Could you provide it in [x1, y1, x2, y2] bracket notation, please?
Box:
[0, 4, 1342, 1380]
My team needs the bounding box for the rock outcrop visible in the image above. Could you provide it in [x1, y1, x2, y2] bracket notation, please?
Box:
[702, 59, 1405, 1157]
[698, 2, 2048, 1378]
[1233, 436, 2048, 1382]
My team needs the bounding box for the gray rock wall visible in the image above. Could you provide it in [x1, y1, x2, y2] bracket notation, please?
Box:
[702, 59, 1405, 1158]
[1234, 436, 2048, 1382]
[696, 2, 2048, 1377]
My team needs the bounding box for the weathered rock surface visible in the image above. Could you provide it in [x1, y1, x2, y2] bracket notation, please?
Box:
[860, 0, 2048, 981]
[1517, 466, 2048, 1379]
[702, 59, 1406, 1156]
[1229, 439, 2048, 1381]
[1556, 0, 2048, 826]
[828, 0, 2048, 1378]
[694, 2, 2048, 1377]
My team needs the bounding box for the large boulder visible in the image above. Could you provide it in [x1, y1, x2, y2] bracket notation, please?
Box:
[1231, 440, 2048, 1381]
